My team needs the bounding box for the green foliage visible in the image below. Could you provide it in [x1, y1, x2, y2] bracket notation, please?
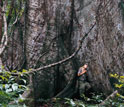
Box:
[64, 98, 86, 107]
[107, 73, 124, 106]
[0, 91, 12, 104]
[40, 98, 98, 107]
[6, 0, 25, 19]
[0, 66, 28, 106]
[109, 73, 124, 90]
[5, 0, 26, 38]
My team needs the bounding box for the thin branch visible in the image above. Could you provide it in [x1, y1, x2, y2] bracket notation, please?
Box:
[25, 22, 96, 74]
[34, 37, 57, 68]
[12, 14, 19, 25]
[0, 1, 8, 56]
[0, 22, 96, 75]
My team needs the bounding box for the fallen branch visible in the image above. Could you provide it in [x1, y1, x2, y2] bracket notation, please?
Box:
[98, 90, 118, 106]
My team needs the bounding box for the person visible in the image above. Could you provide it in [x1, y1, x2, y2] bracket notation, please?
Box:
[77, 64, 91, 96]
[77, 64, 88, 76]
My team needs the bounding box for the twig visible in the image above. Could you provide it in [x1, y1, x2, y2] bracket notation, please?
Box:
[12, 14, 19, 25]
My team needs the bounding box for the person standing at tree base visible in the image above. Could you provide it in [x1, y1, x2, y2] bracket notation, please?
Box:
[77, 64, 91, 97]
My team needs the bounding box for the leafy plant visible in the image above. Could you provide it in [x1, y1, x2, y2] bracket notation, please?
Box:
[109, 73, 124, 90]
[0, 66, 28, 106]
[107, 73, 124, 106]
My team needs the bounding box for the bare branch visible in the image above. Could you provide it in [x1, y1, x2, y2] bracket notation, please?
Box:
[98, 90, 118, 106]
[25, 22, 96, 74]
[0, 22, 96, 75]
[0, 1, 8, 56]
[0, 0, 18, 57]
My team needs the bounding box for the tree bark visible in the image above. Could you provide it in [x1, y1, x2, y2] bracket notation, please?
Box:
[0, 0, 2, 42]
[25, 0, 124, 98]
[71, 0, 124, 94]
[1, 0, 124, 103]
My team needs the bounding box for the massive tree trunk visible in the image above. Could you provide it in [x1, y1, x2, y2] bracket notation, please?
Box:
[72, 0, 124, 93]
[1, 0, 124, 103]
[25, 0, 124, 98]
[26, 0, 75, 100]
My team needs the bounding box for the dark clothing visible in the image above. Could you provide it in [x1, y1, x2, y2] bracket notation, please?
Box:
[78, 74, 86, 81]
[78, 74, 91, 95]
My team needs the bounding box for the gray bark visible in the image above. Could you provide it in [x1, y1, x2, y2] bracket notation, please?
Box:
[1, 0, 124, 101]
[25, 0, 124, 97]
[73, 0, 124, 93]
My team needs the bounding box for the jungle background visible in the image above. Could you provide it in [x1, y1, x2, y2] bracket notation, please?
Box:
[0, 0, 124, 106]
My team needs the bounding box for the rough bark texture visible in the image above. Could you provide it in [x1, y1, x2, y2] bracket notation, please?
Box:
[73, 0, 124, 93]
[26, 0, 76, 100]
[0, 0, 2, 67]
[0, 0, 2, 42]
[25, 0, 124, 97]
[1, 0, 124, 102]
[0, 0, 2, 41]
